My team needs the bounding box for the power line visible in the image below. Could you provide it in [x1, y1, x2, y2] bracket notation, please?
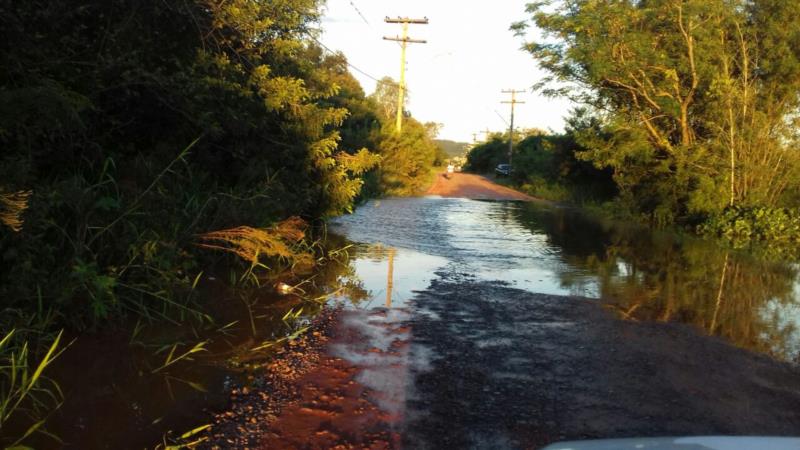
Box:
[344, 0, 402, 49]
[348, 0, 371, 27]
[308, 35, 383, 83]
[493, 109, 509, 126]
[310, 34, 416, 98]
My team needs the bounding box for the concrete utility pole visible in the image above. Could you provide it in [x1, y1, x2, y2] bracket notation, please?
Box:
[384, 17, 428, 133]
[501, 89, 525, 167]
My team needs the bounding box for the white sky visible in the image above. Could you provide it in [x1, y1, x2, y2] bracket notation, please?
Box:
[319, 0, 574, 143]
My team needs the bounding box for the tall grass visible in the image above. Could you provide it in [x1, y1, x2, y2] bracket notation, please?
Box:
[197, 217, 315, 285]
[0, 190, 31, 232]
[0, 330, 65, 447]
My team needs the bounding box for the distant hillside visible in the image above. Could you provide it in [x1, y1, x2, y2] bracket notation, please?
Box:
[434, 139, 469, 157]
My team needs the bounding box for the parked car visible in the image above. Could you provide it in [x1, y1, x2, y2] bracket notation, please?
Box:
[495, 163, 512, 177]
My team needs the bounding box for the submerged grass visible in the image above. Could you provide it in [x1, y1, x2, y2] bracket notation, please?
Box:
[0, 330, 67, 447]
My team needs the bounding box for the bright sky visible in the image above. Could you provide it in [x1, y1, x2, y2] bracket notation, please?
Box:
[319, 0, 574, 143]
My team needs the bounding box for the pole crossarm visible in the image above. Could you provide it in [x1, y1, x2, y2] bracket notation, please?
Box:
[501, 89, 526, 167]
[385, 17, 429, 24]
[383, 36, 427, 44]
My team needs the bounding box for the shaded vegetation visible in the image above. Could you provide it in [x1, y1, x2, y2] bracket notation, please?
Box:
[0, 0, 438, 444]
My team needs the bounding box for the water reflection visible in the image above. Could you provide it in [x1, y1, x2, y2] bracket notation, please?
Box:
[30, 249, 372, 449]
[24, 197, 800, 448]
[511, 205, 800, 363]
[335, 244, 447, 309]
[332, 198, 800, 363]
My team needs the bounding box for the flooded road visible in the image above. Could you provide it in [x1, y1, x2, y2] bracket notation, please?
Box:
[325, 196, 800, 448]
[334, 197, 800, 362]
[21, 194, 800, 448]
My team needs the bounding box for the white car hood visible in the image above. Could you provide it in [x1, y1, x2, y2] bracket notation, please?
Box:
[541, 436, 800, 450]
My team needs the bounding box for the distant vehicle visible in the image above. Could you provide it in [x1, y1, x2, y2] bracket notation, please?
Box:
[447, 164, 455, 174]
[495, 163, 512, 177]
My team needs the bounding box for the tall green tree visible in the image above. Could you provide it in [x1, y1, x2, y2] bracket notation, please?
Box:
[515, 0, 800, 223]
[0, 0, 379, 329]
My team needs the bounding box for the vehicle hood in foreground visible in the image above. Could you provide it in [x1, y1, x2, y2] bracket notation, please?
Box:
[541, 436, 800, 450]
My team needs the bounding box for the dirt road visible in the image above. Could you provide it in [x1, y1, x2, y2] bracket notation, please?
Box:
[426, 172, 536, 201]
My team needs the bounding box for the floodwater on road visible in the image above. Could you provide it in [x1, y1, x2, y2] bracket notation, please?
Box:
[17, 195, 800, 448]
[333, 196, 800, 363]
[326, 196, 800, 447]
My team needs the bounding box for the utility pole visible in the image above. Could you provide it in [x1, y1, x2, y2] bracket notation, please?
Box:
[384, 17, 428, 133]
[481, 128, 492, 141]
[472, 132, 478, 144]
[501, 89, 525, 167]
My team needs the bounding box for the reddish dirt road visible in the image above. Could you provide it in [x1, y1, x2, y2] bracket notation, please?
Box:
[425, 172, 536, 201]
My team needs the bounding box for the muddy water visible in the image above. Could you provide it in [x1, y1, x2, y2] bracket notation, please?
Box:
[332, 197, 800, 362]
[19, 196, 800, 448]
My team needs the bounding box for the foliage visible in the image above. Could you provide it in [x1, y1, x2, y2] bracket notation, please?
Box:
[699, 207, 800, 258]
[197, 217, 316, 282]
[0, 190, 31, 233]
[434, 140, 467, 158]
[0, 0, 389, 442]
[464, 137, 510, 174]
[0, 330, 65, 447]
[0, 0, 385, 329]
[513, 204, 800, 362]
[369, 77, 405, 121]
[373, 118, 440, 196]
[515, 0, 800, 224]
[465, 123, 616, 203]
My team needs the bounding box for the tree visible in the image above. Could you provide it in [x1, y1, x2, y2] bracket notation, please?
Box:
[515, 0, 800, 222]
[369, 77, 406, 120]
[375, 118, 438, 195]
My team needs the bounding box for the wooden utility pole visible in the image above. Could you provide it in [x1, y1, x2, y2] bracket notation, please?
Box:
[384, 17, 428, 133]
[472, 132, 478, 144]
[501, 89, 525, 167]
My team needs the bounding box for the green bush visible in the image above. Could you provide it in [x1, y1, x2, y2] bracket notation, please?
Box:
[699, 206, 800, 257]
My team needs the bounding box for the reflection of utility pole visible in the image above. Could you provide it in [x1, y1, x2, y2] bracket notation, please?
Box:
[384, 17, 428, 133]
[386, 247, 396, 308]
[501, 89, 525, 167]
[710, 253, 730, 332]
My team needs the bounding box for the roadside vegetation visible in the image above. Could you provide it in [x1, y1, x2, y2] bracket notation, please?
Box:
[467, 0, 800, 256]
[464, 122, 618, 204]
[0, 0, 440, 445]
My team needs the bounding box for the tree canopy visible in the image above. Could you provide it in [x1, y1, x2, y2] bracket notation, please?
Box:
[515, 0, 800, 224]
